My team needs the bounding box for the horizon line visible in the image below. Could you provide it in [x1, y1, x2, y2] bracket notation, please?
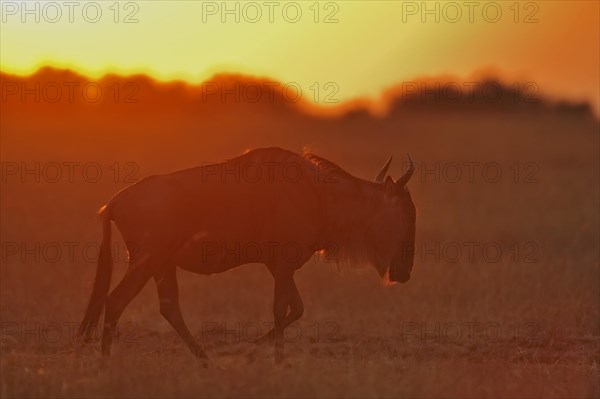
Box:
[1, 65, 597, 119]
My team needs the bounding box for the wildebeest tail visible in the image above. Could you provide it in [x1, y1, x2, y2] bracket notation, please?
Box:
[77, 204, 113, 341]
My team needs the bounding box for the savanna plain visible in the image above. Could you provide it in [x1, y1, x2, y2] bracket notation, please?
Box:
[1, 71, 599, 398]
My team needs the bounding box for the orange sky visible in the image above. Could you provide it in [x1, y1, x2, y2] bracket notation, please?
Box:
[1, 1, 598, 112]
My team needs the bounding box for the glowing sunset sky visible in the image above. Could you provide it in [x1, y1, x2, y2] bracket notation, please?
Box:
[1, 1, 598, 111]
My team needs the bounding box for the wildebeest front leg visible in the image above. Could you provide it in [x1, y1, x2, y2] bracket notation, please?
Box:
[154, 267, 209, 364]
[254, 276, 303, 346]
[271, 268, 300, 363]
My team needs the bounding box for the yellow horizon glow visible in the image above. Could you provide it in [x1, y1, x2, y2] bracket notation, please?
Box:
[1, 1, 598, 112]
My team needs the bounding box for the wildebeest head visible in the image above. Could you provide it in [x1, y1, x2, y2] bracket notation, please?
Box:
[373, 155, 416, 284]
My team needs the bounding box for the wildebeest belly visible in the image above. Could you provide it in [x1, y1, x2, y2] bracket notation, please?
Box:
[172, 230, 318, 274]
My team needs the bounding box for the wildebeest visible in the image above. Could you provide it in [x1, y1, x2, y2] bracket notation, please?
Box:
[78, 147, 416, 363]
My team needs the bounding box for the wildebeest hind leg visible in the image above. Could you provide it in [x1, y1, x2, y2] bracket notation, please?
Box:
[154, 267, 209, 364]
[101, 260, 154, 357]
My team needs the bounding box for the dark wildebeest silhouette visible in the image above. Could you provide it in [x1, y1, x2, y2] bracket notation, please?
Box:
[78, 147, 416, 363]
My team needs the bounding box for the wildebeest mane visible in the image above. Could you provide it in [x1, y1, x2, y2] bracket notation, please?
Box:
[303, 152, 366, 184]
[303, 152, 391, 277]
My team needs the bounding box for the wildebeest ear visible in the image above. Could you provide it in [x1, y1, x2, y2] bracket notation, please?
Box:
[384, 176, 396, 196]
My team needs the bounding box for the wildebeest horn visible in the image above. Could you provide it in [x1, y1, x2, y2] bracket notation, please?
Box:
[375, 156, 393, 183]
[396, 154, 414, 186]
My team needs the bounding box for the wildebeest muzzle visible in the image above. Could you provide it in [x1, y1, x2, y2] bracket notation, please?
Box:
[388, 249, 414, 283]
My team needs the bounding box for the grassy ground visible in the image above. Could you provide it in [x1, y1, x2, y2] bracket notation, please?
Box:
[1, 106, 599, 397]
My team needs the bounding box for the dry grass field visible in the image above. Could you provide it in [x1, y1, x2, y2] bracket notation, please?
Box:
[1, 71, 599, 398]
